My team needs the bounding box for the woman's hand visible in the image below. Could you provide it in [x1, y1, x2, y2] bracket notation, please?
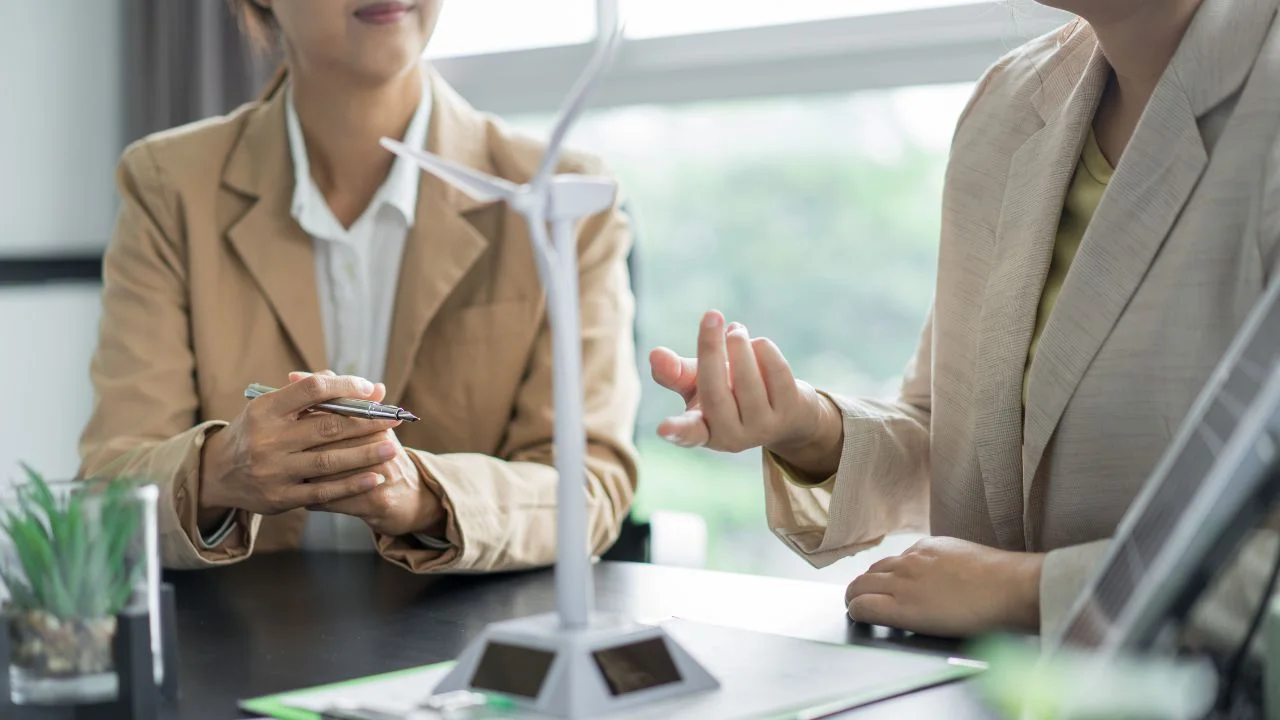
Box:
[649, 310, 844, 478]
[282, 372, 445, 538]
[303, 426, 446, 538]
[845, 537, 1044, 637]
[198, 372, 401, 521]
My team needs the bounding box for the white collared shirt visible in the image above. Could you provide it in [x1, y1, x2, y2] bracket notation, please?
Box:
[288, 78, 431, 552]
[287, 83, 429, 389]
[202, 73, 441, 553]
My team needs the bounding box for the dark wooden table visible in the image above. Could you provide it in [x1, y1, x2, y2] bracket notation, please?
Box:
[165, 553, 994, 719]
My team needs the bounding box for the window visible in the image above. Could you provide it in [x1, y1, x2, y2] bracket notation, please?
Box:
[425, 0, 596, 58]
[509, 82, 973, 580]
[620, 0, 984, 38]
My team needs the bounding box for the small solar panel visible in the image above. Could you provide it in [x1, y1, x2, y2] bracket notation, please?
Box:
[1050, 276, 1280, 656]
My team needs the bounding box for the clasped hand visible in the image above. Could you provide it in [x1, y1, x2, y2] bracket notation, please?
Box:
[199, 370, 442, 537]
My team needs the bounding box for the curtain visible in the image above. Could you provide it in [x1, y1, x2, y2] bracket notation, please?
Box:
[124, 0, 278, 141]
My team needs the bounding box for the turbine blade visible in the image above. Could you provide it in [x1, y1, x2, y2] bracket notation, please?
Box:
[380, 138, 519, 202]
[530, 19, 626, 191]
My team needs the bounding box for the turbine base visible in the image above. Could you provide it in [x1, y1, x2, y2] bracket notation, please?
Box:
[432, 612, 718, 718]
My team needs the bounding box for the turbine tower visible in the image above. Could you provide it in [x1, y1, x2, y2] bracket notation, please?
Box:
[382, 19, 718, 720]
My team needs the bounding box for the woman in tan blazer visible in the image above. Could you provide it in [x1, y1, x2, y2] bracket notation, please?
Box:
[654, 0, 1280, 640]
[79, 0, 640, 572]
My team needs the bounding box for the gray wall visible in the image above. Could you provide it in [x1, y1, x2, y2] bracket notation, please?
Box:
[0, 0, 126, 485]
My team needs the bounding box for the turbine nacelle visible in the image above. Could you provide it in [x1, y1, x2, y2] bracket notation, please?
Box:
[379, 138, 617, 226]
[541, 176, 617, 222]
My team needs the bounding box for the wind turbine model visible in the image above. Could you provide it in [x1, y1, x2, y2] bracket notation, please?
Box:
[381, 21, 718, 720]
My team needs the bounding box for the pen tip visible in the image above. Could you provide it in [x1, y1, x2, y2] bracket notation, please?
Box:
[401, 411, 420, 422]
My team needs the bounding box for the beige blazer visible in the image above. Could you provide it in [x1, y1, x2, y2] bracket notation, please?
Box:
[766, 0, 1280, 639]
[79, 72, 641, 573]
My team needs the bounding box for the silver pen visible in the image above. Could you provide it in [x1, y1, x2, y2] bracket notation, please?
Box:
[244, 383, 420, 422]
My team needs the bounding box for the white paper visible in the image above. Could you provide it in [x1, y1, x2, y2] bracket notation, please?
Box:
[251, 619, 979, 719]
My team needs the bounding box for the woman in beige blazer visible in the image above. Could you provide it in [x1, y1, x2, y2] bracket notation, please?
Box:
[79, 0, 640, 572]
[654, 0, 1280, 640]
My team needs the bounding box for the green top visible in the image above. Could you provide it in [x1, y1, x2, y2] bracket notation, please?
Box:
[1023, 128, 1113, 405]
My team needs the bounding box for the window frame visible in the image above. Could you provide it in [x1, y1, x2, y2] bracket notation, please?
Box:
[432, 1, 1071, 115]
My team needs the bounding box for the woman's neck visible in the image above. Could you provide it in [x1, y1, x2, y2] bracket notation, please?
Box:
[290, 64, 423, 228]
[1083, 0, 1202, 165]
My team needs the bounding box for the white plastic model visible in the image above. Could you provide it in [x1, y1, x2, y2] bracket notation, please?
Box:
[380, 20, 718, 719]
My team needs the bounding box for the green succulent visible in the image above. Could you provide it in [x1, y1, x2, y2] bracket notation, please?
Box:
[0, 465, 143, 621]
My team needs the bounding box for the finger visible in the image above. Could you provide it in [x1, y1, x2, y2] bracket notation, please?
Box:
[865, 555, 904, 575]
[286, 437, 398, 478]
[309, 481, 391, 516]
[845, 571, 897, 606]
[657, 409, 711, 448]
[285, 413, 401, 451]
[649, 347, 699, 406]
[752, 338, 798, 410]
[695, 311, 739, 435]
[847, 593, 902, 627]
[299, 373, 384, 403]
[289, 369, 339, 382]
[284, 472, 384, 509]
[269, 373, 379, 415]
[726, 325, 770, 421]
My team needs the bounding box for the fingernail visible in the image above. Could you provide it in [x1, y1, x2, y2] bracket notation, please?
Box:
[662, 433, 682, 444]
[727, 322, 743, 333]
[358, 379, 375, 395]
[372, 473, 386, 486]
[379, 442, 397, 460]
[702, 312, 721, 330]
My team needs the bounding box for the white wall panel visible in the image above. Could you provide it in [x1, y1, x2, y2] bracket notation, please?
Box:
[0, 0, 125, 256]
[0, 285, 102, 489]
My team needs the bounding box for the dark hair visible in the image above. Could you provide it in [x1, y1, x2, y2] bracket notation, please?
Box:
[227, 0, 277, 50]
[226, 0, 287, 100]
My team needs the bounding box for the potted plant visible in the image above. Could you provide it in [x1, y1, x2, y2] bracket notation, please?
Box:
[0, 466, 145, 705]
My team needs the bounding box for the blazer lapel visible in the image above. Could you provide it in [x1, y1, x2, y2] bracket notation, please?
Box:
[972, 36, 1107, 551]
[1020, 0, 1279, 528]
[381, 72, 496, 404]
[222, 92, 328, 372]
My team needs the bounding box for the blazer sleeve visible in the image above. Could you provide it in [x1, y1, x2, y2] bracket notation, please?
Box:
[762, 310, 933, 567]
[1038, 539, 1110, 638]
[758, 56, 1020, 568]
[78, 142, 258, 570]
[373, 188, 641, 574]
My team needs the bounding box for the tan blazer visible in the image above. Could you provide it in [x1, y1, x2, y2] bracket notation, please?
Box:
[766, 0, 1280, 640]
[79, 72, 641, 573]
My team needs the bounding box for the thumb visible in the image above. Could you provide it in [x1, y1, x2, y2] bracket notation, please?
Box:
[649, 347, 698, 404]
